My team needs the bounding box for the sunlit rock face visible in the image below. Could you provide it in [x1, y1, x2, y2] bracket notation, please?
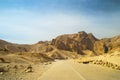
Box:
[94, 35, 120, 55]
[51, 31, 98, 54]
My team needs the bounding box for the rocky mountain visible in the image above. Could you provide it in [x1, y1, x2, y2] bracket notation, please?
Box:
[94, 35, 120, 55]
[51, 31, 98, 55]
[0, 31, 120, 59]
[51, 32, 120, 55]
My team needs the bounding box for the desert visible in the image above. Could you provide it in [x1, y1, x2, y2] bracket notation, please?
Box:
[0, 31, 120, 80]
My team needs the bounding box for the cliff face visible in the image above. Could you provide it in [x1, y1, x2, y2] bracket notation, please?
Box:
[94, 40, 108, 55]
[94, 35, 120, 54]
[51, 31, 98, 54]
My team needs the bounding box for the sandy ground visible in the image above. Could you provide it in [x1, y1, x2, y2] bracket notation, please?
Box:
[0, 53, 53, 80]
[0, 58, 120, 80]
[0, 62, 53, 80]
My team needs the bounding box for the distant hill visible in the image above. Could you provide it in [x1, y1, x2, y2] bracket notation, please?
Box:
[0, 39, 31, 53]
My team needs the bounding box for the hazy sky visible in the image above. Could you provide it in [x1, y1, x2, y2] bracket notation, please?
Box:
[0, 0, 120, 44]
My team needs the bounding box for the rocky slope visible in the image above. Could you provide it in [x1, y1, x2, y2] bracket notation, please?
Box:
[0, 39, 31, 53]
[51, 31, 98, 55]
[94, 35, 120, 55]
[0, 31, 120, 58]
[51, 32, 120, 55]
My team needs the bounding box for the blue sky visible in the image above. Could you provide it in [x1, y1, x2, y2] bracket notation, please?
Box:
[0, 0, 120, 44]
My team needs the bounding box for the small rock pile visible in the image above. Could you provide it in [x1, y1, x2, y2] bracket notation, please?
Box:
[91, 60, 120, 70]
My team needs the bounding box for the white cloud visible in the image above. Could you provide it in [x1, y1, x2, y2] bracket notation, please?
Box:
[0, 9, 119, 43]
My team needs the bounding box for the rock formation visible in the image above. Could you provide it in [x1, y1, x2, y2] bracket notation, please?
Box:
[51, 31, 98, 55]
[0, 31, 119, 58]
[94, 35, 120, 55]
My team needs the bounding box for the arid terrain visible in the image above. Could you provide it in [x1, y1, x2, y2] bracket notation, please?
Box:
[0, 31, 120, 80]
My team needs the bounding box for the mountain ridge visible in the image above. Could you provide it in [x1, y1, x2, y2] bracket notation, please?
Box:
[0, 31, 120, 58]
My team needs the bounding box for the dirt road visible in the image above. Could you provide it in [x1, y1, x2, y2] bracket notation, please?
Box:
[38, 60, 120, 80]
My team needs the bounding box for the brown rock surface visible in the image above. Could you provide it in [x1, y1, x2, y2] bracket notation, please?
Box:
[51, 31, 98, 54]
[94, 35, 120, 55]
[0, 39, 31, 53]
[94, 41, 107, 55]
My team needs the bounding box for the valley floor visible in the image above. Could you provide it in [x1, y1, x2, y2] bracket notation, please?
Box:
[0, 59, 120, 80]
[0, 62, 52, 80]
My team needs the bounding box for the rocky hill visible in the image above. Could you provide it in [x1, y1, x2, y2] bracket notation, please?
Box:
[94, 35, 120, 55]
[0, 39, 31, 53]
[0, 31, 120, 58]
[51, 31, 98, 55]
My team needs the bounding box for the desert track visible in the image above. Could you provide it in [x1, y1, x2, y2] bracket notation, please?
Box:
[38, 60, 120, 80]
